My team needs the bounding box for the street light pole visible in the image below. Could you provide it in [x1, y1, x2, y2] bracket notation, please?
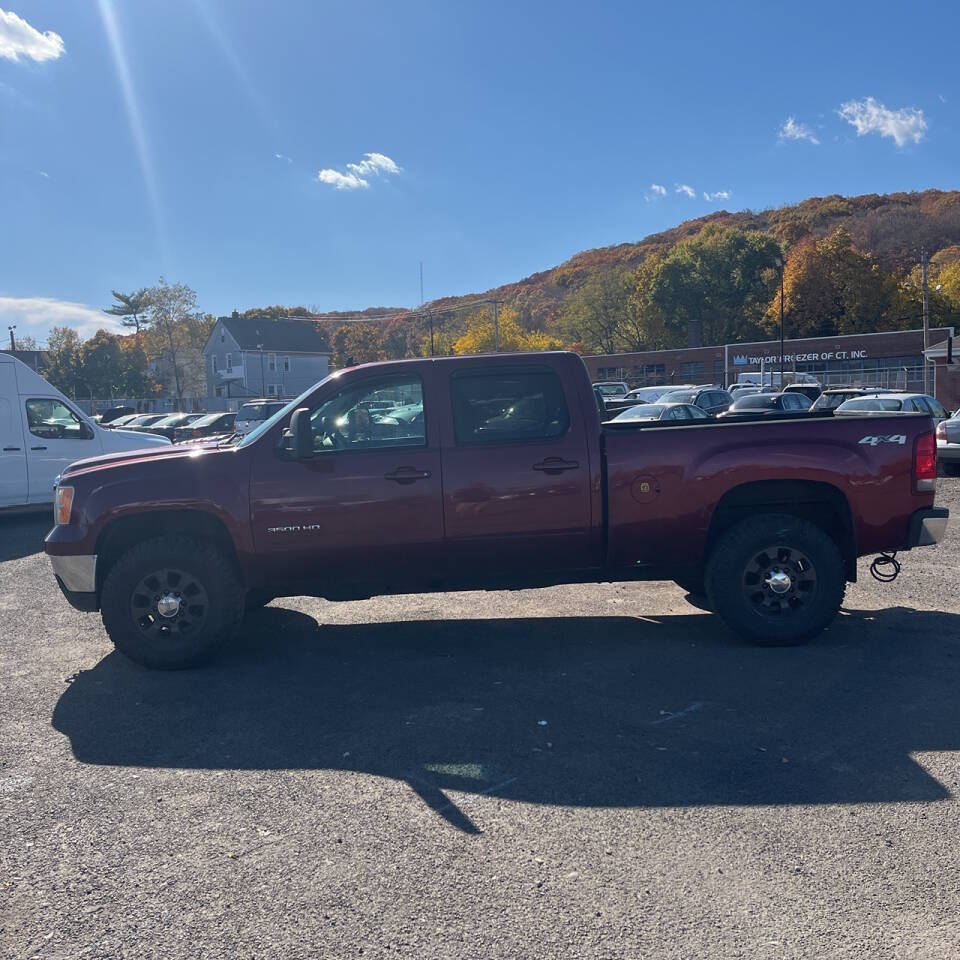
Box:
[7, 324, 15, 350]
[778, 257, 785, 388]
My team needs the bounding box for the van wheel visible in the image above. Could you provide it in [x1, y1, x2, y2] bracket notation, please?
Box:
[100, 536, 243, 670]
[706, 513, 845, 647]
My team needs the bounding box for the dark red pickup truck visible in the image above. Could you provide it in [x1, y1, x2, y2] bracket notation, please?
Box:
[46, 351, 948, 669]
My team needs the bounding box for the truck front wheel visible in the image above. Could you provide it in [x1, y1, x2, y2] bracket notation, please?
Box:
[100, 535, 243, 669]
[706, 513, 846, 647]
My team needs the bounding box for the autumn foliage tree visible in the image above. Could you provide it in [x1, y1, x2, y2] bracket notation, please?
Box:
[767, 228, 885, 338]
[453, 306, 562, 355]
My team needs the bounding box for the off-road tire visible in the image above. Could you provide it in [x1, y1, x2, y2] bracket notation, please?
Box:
[706, 513, 845, 647]
[100, 535, 243, 670]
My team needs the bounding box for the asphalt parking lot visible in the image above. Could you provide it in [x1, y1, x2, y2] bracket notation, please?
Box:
[3, 483, 960, 959]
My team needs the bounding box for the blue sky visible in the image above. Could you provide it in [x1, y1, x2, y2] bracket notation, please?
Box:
[1, 0, 958, 343]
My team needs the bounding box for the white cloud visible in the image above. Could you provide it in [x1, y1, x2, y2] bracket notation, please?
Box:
[0, 8, 65, 62]
[38, 170, 49, 178]
[703, 190, 731, 202]
[274, 152, 292, 164]
[649, 183, 667, 196]
[317, 169, 369, 190]
[838, 97, 927, 147]
[675, 183, 696, 198]
[779, 116, 820, 145]
[317, 152, 401, 190]
[0, 296, 122, 343]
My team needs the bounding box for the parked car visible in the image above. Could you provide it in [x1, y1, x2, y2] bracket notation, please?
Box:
[810, 387, 873, 411]
[46, 351, 947, 669]
[834, 393, 949, 424]
[235, 400, 289, 436]
[102, 413, 143, 429]
[623, 385, 695, 404]
[143, 412, 205, 441]
[611, 402, 710, 423]
[95, 405, 135, 425]
[593, 381, 629, 398]
[122, 414, 169, 431]
[173, 412, 237, 443]
[936, 411, 960, 476]
[719, 392, 812, 418]
[782, 383, 823, 403]
[658, 386, 734, 416]
[0, 353, 169, 510]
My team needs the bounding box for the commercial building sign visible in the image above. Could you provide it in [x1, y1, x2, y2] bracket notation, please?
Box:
[732, 349, 869, 365]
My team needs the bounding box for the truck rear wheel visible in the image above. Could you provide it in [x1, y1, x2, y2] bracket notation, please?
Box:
[706, 513, 845, 647]
[100, 535, 243, 669]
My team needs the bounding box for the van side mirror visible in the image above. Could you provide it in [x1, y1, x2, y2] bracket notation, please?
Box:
[282, 407, 313, 459]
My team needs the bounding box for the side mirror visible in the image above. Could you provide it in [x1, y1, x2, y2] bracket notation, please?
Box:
[282, 407, 313, 459]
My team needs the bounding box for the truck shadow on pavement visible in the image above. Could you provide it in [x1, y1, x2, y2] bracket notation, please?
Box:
[0, 513, 50, 562]
[52, 604, 960, 833]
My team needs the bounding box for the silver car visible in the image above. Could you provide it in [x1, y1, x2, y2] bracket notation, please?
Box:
[937, 410, 960, 477]
[834, 393, 949, 425]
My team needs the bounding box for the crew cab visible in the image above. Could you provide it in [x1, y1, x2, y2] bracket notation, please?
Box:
[45, 352, 948, 669]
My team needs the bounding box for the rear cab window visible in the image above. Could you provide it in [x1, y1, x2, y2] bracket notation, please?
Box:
[451, 371, 570, 444]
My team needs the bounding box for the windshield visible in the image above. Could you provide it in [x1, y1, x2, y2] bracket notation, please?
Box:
[733, 394, 778, 409]
[236, 377, 333, 448]
[839, 398, 902, 411]
[613, 404, 666, 421]
[660, 390, 695, 403]
[238, 402, 285, 421]
[596, 383, 627, 396]
[814, 392, 860, 409]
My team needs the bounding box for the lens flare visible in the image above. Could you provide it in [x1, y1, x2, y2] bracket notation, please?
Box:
[95, 0, 167, 263]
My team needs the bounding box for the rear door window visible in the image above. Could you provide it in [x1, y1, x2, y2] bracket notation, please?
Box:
[451, 371, 570, 444]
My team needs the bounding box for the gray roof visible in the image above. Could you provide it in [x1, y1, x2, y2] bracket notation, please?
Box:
[214, 315, 331, 353]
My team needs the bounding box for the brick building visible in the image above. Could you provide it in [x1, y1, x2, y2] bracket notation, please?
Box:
[586, 327, 955, 403]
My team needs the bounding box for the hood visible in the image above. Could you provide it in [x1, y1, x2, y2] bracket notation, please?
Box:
[60, 442, 230, 480]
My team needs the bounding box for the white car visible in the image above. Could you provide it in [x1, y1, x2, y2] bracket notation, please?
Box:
[834, 393, 949, 425]
[0, 353, 170, 510]
[234, 399, 289, 436]
[937, 411, 960, 477]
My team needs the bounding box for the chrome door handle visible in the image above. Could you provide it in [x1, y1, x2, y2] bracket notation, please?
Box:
[533, 458, 579, 474]
[385, 467, 432, 484]
[30, 446, 47, 451]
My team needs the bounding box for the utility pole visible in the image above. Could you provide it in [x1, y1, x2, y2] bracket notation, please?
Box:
[8, 325, 15, 350]
[493, 300, 500, 352]
[419, 262, 424, 306]
[921, 247, 931, 395]
[429, 315, 434, 357]
[778, 256, 785, 388]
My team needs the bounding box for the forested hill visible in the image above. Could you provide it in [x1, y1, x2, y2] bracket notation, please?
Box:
[267, 189, 960, 366]
[429, 189, 960, 333]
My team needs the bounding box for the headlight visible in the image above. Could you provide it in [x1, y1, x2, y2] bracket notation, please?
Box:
[55, 485, 75, 526]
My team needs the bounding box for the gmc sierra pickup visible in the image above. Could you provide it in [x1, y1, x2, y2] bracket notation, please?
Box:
[45, 352, 948, 669]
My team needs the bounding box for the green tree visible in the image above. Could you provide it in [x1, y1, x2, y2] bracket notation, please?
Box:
[141, 280, 211, 400]
[103, 289, 150, 335]
[12, 334, 39, 350]
[648, 225, 782, 346]
[45, 327, 84, 396]
[555, 270, 632, 354]
[80, 330, 124, 398]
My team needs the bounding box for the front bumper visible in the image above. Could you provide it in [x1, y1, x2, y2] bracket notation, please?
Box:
[907, 508, 949, 548]
[49, 554, 98, 612]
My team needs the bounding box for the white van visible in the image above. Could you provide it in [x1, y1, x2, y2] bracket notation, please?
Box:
[0, 353, 170, 510]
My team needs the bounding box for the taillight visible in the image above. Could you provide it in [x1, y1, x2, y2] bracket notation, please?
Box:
[914, 431, 937, 492]
[935, 420, 947, 442]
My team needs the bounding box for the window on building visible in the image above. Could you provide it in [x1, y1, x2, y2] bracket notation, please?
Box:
[267, 383, 277, 396]
[283, 356, 291, 373]
[678, 361, 704, 382]
[211, 355, 218, 373]
[268, 353, 276, 371]
[225, 352, 232, 369]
